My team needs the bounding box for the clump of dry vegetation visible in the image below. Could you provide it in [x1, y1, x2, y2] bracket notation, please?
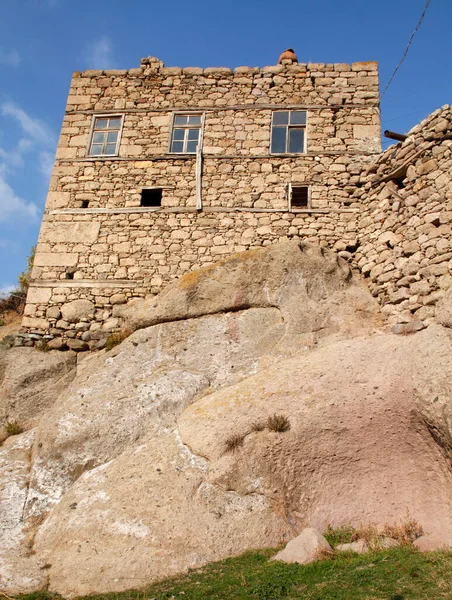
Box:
[266, 413, 291, 432]
[0, 420, 24, 445]
[224, 433, 245, 453]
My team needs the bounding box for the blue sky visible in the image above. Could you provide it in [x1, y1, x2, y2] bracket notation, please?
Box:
[0, 0, 450, 294]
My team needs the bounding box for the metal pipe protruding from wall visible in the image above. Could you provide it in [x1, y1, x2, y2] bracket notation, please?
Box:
[384, 130, 408, 142]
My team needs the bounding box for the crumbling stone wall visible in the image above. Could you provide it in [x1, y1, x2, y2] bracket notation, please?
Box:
[353, 105, 452, 330]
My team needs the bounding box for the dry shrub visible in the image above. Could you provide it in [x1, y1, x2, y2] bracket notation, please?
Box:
[224, 433, 245, 454]
[267, 413, 291, 433]
[382, 514, 424, 545]
[5, 421, 23, 436]
[1, 420, 24, 444]
[314, 547, 336, 561]
[250, 420, 266, 433]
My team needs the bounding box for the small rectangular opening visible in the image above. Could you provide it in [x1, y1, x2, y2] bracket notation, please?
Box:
[81, 200, 89, 208]
[141, 188, 162, 207]
[291, 186, 309, 208]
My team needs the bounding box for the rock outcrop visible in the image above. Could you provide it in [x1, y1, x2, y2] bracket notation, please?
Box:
[1, 241, 452, 597]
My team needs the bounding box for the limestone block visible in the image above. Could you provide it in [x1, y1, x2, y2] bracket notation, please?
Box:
[26, 287, 52, 304]
[34, 253, 78, 267]
[46, 192, 70, 209]
[21, 317, 49, 329]
[40, 222, 100, 244]
[272, 528, 332, 564]
[61, 300, 95, 323]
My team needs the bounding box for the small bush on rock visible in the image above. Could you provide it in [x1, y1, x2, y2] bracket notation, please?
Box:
[224, 433, 245, 454]
[267, 414, 291, 433]
[1, 420, 24, 444]
[250, 420, 266, 432]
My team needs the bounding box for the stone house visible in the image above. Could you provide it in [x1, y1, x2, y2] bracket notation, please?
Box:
[22, 52, 383, 344]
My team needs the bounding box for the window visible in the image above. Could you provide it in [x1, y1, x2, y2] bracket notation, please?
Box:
[141, 188, 162, 207]
[271, 111, 307, 154]
[288, 184, 310, 210]
[169, 114, 203, 153]
[88, 116, 123, 156]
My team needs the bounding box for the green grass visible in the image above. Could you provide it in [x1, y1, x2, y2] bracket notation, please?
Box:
[15, 547, 452, 600]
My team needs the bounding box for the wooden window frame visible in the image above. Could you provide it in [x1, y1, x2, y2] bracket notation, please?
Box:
[168, 112, 205, 154]
[270, 110, 307, 155]
[86, 114, 125, 157]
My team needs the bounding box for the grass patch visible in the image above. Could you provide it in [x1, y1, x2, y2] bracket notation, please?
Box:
[12, 546, 452, 600]
[224, 433, 245, 453]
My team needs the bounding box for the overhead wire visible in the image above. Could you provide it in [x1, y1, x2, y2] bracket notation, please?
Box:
[381, 0, 432, 99]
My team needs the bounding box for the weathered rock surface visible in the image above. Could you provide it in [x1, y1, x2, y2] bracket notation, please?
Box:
[117, 240, 381, 342]
[272, 528, 331, 564]
[1, 242, 452, 596]
[0, 347, 77, 428]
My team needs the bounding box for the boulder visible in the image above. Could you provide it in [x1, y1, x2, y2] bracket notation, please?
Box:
[0, 347, 77, 427]
[336, 540, 368, 554]
[272, 528, 331, 564]
[60, 300, 95, 324]
[116, 240, 381, 341]
[414, 533, 449, 552]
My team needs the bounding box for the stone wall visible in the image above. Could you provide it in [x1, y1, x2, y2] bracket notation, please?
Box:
[21, 54, 383, 346]
[354, 105, 452, 330]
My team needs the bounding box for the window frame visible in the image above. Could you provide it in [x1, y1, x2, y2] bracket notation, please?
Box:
[288, 183, 311, 211]
[86, 114, 125, 158]
[168, 112, 205, 155]
[270, 110, 307, 155]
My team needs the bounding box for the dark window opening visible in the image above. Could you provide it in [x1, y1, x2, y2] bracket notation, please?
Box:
[141, 188, 162, 207]
[291, 186, 309, 208]
[392, 176, 405, 189]
[65, 271, 75, 280]
[81, 200, 89, 208]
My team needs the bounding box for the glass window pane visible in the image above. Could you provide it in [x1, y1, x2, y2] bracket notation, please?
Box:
[188, 115, 201, 125]
[171, 141, 184, 152]
[290, 111, 307, 125]
[105, 144, 117, 155]
[90, 144, 103, 155]
[172, 128, 184, 141]
[107, 131, 118, 143]
[188, 128, 199, 140]
[93, 132, 105, 143]
[174, 115, 188, 125]
[108, 118, 121, 129]
[95, 118, 108, 129]
[272, 112, 288, 126]
[289, 128, 305, 153]
[271, 127, 287, 153]
[186, 141, 198, 153]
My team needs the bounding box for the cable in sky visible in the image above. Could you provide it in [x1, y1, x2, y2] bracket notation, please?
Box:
[381, 0, 432, 99]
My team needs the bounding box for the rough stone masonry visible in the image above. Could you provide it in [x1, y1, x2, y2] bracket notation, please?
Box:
[20, 52, 452, 348]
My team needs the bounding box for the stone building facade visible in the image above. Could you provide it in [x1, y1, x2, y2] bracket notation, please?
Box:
[22, 53, 386, 345]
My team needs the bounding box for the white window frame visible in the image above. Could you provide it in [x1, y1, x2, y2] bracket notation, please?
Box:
[168, 112, 205, 154]
[270, 110, 307, 155]
[86, 114, 124, 157]
[288, 183, 311, 211]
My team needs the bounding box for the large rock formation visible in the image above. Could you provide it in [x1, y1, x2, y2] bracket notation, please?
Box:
[1, 240, 452, 596]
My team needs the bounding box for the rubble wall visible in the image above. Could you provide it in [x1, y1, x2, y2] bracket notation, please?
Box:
[354, 105, 452, 329]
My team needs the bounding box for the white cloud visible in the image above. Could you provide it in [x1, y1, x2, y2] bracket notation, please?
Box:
[85, 36, 116, 69]
[0, 101, 55, 146]
[0, 47, 20, 67]
[38, 150, 55, 179]
[0, 176, 38, 223]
